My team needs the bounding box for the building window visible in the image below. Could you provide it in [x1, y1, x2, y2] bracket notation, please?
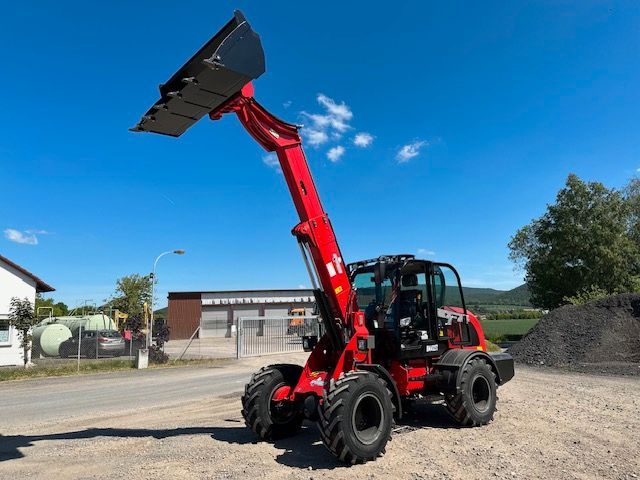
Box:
[0, 319, 10, 345]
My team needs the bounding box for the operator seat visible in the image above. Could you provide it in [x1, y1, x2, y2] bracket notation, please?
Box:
[399, 289, 421, 323]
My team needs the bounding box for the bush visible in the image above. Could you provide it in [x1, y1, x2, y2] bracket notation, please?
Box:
[486, 309, 544, 320]
[563, 286, 610, 305]
[149, 323, 170, 364]
[149, 345, 169, 364]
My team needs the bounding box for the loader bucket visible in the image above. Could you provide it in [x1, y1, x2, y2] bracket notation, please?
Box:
[130, 10, 265, 137]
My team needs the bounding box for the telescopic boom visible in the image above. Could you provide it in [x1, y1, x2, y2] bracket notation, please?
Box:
[131, 11, 352, 328]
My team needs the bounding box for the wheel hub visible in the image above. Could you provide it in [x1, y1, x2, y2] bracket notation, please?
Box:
[471, 375, 491, 412]
[351, 393, 385, 445]
[269, 383, 296, 424]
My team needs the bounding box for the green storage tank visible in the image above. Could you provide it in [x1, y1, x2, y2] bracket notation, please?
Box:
[33, 314, 116, 357]
[33, 324, 72, 357]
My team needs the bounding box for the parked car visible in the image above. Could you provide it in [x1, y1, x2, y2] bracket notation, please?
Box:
[59, 330, 125, 358]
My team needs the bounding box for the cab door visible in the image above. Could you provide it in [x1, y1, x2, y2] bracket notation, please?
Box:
[429, 263, 471, 346]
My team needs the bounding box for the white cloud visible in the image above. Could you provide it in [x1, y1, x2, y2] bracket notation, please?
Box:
[637, 167, 640, 172]
[262, 153, 280, 171]
[317, 94, 353, 124]
[396, 140, 428, 163]
[4, 228, 38, 245]
[417, 248, 435, 256]
[302, 93, 353, 146]
[353, 132, 374, 148]
[306, 128, 329, 146]
[327, 145, 345, 163]
[283, 100, 292, 109]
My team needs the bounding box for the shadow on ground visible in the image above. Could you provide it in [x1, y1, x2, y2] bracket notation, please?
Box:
[0, 403, 459, 469]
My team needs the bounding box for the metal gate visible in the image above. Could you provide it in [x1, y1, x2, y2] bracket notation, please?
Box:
[237, 316, 321, 358]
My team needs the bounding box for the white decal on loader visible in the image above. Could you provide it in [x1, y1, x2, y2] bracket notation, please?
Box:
[332, 254, 344, 274]
[326, 262, 336, 277]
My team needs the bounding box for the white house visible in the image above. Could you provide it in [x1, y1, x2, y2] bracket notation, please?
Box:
[0, 254, 54, 367]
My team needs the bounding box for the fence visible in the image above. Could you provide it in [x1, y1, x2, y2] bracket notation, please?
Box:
[163, 326, 237, 360]
[25, 315, 322, 368]
[237, 316, 321, 358]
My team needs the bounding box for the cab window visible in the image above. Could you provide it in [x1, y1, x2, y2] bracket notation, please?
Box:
[398, 270, 429, 330]
[432, 265, 464, 310]
[353, 270, 392, 310]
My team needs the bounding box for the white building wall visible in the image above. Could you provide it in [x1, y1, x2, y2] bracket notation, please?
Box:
[0, 259, 37, 367]
[0, 259, 37, 316]
[0, 327, 30, 366]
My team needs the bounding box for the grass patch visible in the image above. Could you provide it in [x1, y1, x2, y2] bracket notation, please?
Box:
[0, 359, 135, 382]
[480, 318, 539, 343]
[168, 358, 233, 368]
[0, 357, 234, 382]
[485, 340, 502, 352]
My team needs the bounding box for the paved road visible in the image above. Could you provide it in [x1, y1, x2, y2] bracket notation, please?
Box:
[0, 353, 308, 430]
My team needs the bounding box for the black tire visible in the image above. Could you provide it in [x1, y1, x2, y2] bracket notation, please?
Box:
[444, 357, 497, 426]
[241, 364, 304, 440]
[317, 371, 395, 464]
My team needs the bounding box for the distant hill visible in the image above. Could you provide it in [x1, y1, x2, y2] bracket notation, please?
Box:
[463, 284, 531, 307]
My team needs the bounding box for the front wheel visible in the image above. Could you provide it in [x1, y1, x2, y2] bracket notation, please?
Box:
[241, 364, 304, 440]
[445, 357, 497, 426]
[317, 371, 394, 464]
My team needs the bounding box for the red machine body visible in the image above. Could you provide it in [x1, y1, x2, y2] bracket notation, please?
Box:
[206, 82, 488, 400]
[132, 10, 514, 463]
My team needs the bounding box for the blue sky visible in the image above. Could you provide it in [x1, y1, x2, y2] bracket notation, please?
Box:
[1, 1, 639, 308]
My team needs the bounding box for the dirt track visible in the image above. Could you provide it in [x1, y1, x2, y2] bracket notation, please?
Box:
[1, 365, 639, 480]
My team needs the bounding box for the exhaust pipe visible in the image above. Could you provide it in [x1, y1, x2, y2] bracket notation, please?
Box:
[130, 10, 265, 137]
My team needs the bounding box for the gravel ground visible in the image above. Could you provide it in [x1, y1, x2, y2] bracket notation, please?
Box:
[1, 365, 638, 480]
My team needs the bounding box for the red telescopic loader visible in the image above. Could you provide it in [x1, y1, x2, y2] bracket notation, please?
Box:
[132, 11, 514, 464]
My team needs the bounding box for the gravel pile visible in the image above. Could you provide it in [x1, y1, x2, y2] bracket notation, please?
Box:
[510, 293, 640, 375]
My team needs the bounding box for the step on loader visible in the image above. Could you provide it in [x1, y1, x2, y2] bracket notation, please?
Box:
[132, 10, 515, 464]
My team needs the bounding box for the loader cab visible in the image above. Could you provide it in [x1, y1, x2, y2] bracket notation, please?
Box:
[351, 256, 471, 360]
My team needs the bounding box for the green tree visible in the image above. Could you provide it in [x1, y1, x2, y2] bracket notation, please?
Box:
[35, 293, 69, 317]
[563, 286, 609, 306]
[624, 176, 640, 246]
[509, 174, 640, 309]
[108, 274, 152, 319]
[8, 297, 37, 367]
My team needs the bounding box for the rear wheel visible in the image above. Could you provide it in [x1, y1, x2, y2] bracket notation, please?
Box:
[445, 357, 497, 426]
[241, 364, 304, 440]
[317, 371, 394, 464]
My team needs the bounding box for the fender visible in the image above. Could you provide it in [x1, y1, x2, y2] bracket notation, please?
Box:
[357, 363, 403, 420]
[434, 349, 515, 392]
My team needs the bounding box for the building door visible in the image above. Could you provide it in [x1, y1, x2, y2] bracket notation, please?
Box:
[200, 306, 230, 338]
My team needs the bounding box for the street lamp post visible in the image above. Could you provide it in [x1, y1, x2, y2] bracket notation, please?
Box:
[148, 249, 185, 349]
